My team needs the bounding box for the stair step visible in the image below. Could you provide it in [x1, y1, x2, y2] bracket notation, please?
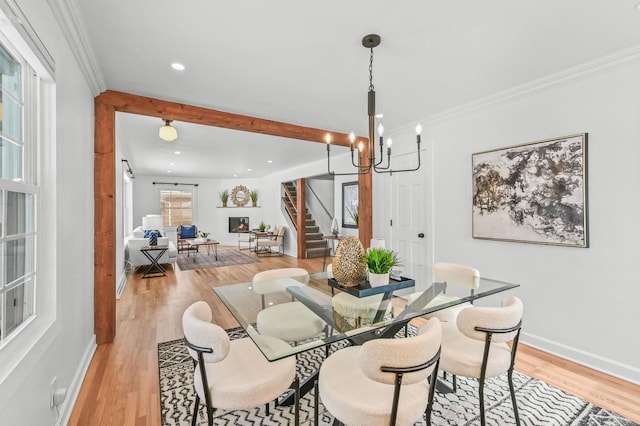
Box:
[305, 226, 319, 233]
[305, 219, 315, 226]
[306, 232, 323, 240]
[306, 247, 328, 258]
[305, 213, 311, 219]
[306, 240, 326, 249]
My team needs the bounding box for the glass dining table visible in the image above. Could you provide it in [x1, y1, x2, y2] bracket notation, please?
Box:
[213, 269, 520, 362]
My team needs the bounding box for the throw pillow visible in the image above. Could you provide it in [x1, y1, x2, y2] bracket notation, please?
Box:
[132, 226, 144, 238]
[180, 225, 197, 238]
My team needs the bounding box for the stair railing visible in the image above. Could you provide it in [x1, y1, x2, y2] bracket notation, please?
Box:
[281, 181, 298, 229]
[305, 182, 333, 222]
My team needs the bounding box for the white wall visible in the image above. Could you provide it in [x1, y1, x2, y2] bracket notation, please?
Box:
[387, 57, 640, 383]
[0, 1, 96, 425]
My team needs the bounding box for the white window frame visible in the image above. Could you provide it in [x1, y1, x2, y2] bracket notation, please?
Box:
[0, 8, 56, 384]
[158, 187, 197, 227]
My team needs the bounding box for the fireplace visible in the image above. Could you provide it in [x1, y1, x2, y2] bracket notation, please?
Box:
[229, 217, 250, 233]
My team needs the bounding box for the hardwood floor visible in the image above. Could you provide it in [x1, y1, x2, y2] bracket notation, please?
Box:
[69, 248, 640, 425]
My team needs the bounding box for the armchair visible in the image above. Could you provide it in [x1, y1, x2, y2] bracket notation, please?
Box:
[177, 224, 198, 253]
[255, 226, 286, 256]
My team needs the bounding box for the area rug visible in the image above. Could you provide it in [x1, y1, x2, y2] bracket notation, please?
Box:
[176, 250, 260, 271]
[158, 328, 637, 426]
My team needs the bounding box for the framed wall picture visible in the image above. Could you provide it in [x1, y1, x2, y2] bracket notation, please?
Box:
[342, 181, 359, 229]
[472, 133, 588, 247]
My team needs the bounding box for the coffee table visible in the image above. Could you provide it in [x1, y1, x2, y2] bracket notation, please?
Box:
[186, 239, 219, 262]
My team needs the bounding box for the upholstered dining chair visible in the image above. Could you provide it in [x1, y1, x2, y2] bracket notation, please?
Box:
[253, 268, 326, 345]
[177, 224, 198, 253]
[439, 296, 524, 426]
[182, 301, 300, 426]
[406, 262, 480, 324]
[318, 318, 442, 426]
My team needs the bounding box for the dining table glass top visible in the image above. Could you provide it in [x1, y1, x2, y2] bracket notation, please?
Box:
[213, 269, 519, 361]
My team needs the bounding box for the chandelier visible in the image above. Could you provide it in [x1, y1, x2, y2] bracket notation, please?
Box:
[326, 34, 422, 175]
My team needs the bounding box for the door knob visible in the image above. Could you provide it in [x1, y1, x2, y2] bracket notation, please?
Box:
[418, 233, 425, 238]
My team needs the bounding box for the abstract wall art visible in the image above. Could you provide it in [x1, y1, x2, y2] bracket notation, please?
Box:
[472, 134, 588, 247]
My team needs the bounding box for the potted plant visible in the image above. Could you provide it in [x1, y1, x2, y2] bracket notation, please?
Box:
[365, 248, 399, 287]
[199, 231, 210, 241]
[258, 221, 266, 232]
[347, 203, 359, 226]
[219, 190, 229, 207]
[250, 190, 258, 207]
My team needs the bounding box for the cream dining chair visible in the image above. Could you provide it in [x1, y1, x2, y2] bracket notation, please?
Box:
[182, 301, 300, 425]
[318, 318, 442, 426]
[439, 296, 524, 426]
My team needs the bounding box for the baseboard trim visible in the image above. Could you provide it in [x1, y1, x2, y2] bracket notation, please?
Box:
[521, 331, 640, 386]
[56, 334, 97, 426]
[116, 269, 128, 299]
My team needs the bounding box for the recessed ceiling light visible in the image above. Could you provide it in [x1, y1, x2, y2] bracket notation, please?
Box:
[167, 170, 172, 173]
[247, 168, 252, 172]
[375, 113, 384, 118]
[174, 151, 181, 155]
[267, 160, 273, 163]
[170, 163, 175, 166]
[171, 63, 185, 71]
[233, 174, 238, 177]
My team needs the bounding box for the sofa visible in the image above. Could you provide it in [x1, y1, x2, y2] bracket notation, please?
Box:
[125, 226, 178, 268]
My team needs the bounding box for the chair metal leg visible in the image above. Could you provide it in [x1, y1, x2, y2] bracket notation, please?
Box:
[293, 377, 300, 426]
[508, 370, 521, 426]
[479, 376, 486, 426]
[206, 405, 214, 426]
[265, 401, 270, 416]
[191, 394, 200, 426]
[453, 374, 457, 392]
[314, 380, 319, 426]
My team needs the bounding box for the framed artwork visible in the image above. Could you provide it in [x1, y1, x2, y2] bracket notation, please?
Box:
[342, 181, 359, 229]
[472, 133, 588, 247]
[229, 217, 250, 233]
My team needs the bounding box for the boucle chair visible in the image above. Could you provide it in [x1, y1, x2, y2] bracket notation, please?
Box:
[440, 296, 523, 426]
[182, 301, 300, 426]
[253, 268, 325, 344]
[318, 318, 442, 426]
[406, 262, 480, 323]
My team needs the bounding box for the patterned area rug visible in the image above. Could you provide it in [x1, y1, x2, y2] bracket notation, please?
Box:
[176, 250, 260, 271]
[158, 328, 637, 426]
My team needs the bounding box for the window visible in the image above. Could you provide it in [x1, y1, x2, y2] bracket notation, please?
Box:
[160, 190, 193, 227]
[0, 41, 38, 343]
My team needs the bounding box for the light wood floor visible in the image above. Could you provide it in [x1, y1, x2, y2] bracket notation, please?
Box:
[69, 247, 640, 425]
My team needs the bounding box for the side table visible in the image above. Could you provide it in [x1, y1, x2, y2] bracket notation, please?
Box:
[139, 245, 168, 278]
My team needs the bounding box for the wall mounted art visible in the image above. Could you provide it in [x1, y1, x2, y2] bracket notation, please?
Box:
[472, 133, 588, 247]
[342, 181, 359, 229]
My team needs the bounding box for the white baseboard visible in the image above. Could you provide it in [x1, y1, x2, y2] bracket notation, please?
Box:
[521, 331, 640, 386]
[56, 334, 97, 426]
[116, 269, 128, 299]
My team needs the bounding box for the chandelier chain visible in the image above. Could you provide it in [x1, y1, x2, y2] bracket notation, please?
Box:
[369, 47, 375, 91]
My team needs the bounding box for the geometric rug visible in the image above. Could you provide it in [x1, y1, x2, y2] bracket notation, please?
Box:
[158, 328, 639, 426]
[176, 250, 260, 271]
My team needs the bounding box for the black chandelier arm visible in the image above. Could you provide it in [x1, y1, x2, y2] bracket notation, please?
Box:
[328, 146, 371, 176]
[374, 142, 421, 174]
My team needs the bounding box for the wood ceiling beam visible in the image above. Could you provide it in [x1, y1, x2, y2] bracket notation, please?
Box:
[96, 90, 366, 147]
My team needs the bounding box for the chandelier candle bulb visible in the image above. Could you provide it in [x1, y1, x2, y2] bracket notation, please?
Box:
[349, 131, 355, 150]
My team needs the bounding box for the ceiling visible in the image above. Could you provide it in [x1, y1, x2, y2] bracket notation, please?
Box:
[74, 0, 640, 178]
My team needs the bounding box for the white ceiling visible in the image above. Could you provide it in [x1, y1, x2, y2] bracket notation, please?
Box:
[75, 0, 640, 178]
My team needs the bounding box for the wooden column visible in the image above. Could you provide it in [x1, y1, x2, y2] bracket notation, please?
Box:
[296, 179, 307, 258]
[94, 100, 116, 344]
[358, 146, 373, 249]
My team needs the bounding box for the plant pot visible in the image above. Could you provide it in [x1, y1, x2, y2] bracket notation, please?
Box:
[222, 201, 227, 207]
[252, 201, 257, 207]
[368, 272, 390, 287]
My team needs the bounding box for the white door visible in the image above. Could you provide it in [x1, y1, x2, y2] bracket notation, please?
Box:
[389, 150, 430, 294]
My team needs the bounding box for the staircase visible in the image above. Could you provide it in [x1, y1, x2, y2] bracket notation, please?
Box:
[283, 181, 327, 259]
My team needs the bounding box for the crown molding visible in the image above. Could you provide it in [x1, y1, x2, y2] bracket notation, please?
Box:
[416, 44, 640, 129]
[47, 0, 105, 95]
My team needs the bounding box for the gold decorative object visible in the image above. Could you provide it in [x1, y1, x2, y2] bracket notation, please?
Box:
[331, 236, 366, 287]
[231, 185, 250, 207]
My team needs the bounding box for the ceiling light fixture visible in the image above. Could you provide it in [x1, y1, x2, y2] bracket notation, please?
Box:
[171, 62, 185, 71]
[159, 119, 177, 142]
[326, 34, 422, 175]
